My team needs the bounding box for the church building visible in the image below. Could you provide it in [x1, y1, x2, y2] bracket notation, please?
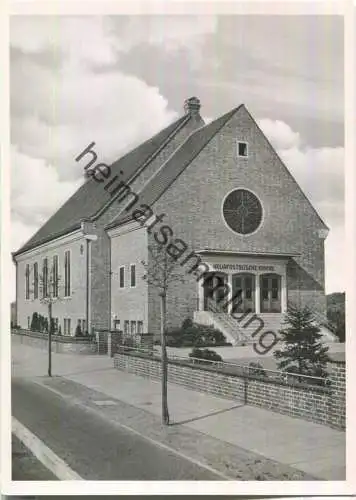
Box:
[13, 97, 336, 344]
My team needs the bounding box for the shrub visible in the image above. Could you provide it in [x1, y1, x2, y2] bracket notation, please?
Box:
[189, 347, 223, 364]
[120, 336, 136, 352]
[182, 317, 194, 330]
[50, 318, 56, 335]
[30, 312, 39, 331]
[75, 323, 83, 337]
[248, 361, 267, 378]
[166, 319, 228, 348]
[37, 314, 47, 333]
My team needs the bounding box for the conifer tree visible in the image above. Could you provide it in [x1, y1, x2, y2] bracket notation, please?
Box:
[274, 304, 331, 381]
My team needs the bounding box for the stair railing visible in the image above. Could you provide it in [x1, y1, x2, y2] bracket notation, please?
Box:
[206, 297, 248, 343]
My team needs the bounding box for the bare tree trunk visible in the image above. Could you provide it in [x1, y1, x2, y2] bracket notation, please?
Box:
[48, 302, 52, 377]
[160, 292, 169, 425]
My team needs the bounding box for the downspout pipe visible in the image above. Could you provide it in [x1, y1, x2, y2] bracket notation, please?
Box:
[83, 234, 97, 335]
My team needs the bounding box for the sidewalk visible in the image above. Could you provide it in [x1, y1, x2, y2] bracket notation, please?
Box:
[11, 343, 346, 480]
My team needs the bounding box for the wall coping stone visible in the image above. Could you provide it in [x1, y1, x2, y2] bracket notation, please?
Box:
[12, 329, 94, 344]
[115, 350, 331, 394]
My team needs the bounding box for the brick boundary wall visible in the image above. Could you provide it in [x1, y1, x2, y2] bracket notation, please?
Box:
[96, 331, 154, 356]
[12, 329, 98, 354]
[113, 352, 345, 431]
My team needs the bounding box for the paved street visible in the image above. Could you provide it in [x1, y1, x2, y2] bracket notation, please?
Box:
[12, 378, 224, 480]
[11, 341, 346, 481]
[12, 434, 57, 481]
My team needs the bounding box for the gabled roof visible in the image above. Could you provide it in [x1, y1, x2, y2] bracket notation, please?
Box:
[108, 103, 328, 232]
[14, 114, 191, 256]
[106, 105, 242, 229]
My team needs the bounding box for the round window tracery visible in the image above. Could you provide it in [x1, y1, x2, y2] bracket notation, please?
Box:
[223, 189, 263, 235]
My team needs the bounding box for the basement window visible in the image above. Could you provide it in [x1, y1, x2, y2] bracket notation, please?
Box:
[237, 141, 248, 157]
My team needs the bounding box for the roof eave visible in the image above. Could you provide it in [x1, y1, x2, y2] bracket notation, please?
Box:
[12, 223, 82, 258]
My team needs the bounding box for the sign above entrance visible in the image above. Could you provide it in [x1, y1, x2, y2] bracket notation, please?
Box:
[213, 263, 275, 272]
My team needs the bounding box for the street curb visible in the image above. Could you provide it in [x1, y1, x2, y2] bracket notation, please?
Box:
[12, 416, 83, 481]
[32, 379, 234, 481]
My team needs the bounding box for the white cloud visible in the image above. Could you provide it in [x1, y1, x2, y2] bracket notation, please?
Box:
[11, 16, 117, 66]
[259, 118, 345, 293]
[11, 146, 81, 227]
[202, 116, 213, 124]
[278, 147, 344, 214]
[10, 16, 182, 304]
[324, 225, 345, 294]
[10, 16, 179, 196]
[109, 16, 217, 53]
[11, 16, 217, 65]
[11, 59, 178, 181]
[258, 118, 301, 150]
[9, 17, 344, 299]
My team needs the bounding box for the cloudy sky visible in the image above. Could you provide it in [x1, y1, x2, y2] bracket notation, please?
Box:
[10, 15, 344, 298]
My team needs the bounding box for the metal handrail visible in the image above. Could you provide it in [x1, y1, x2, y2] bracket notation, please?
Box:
[168, 352, 326, 383]
[206, 297, 248, 343]
[117, 344, 328, 386]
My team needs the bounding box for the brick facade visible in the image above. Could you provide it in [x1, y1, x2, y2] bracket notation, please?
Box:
[14, 111, 203, 333]
[110, 223, 148, 331]
[14, 100, 329, 343]
[146, 106, 327, 335]
[80, 113, 204, 331]
[114, 352, 345, 431]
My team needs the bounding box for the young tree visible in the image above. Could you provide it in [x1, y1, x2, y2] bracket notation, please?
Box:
[38, 261, 62, 377]
[141, 244, 185, 425]
[274, 304, 331, 381]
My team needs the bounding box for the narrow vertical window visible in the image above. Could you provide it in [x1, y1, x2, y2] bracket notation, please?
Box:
[68, 318, 71, 336]
[53, 256, 59, 297]
[137, 321, 143, 334]
[33, 262, 38, 299]
[64, 251, 71, 296]
[25, 264, 30, 299]
[124, 320, 129, 334]
[130, 264, 136, 287]
[130, 264, 136, 288]
[42, 258, 48, 297]
[131, 321, 137, 335]
[119, 266, 125, 288]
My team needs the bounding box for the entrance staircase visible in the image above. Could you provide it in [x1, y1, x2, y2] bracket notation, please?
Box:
[193, 299, 339, 346]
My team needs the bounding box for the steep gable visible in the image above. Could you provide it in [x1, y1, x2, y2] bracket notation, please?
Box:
[108, 104, 327, 234]
[106, 106, 241, 229]
[14, 114, 191, 256]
